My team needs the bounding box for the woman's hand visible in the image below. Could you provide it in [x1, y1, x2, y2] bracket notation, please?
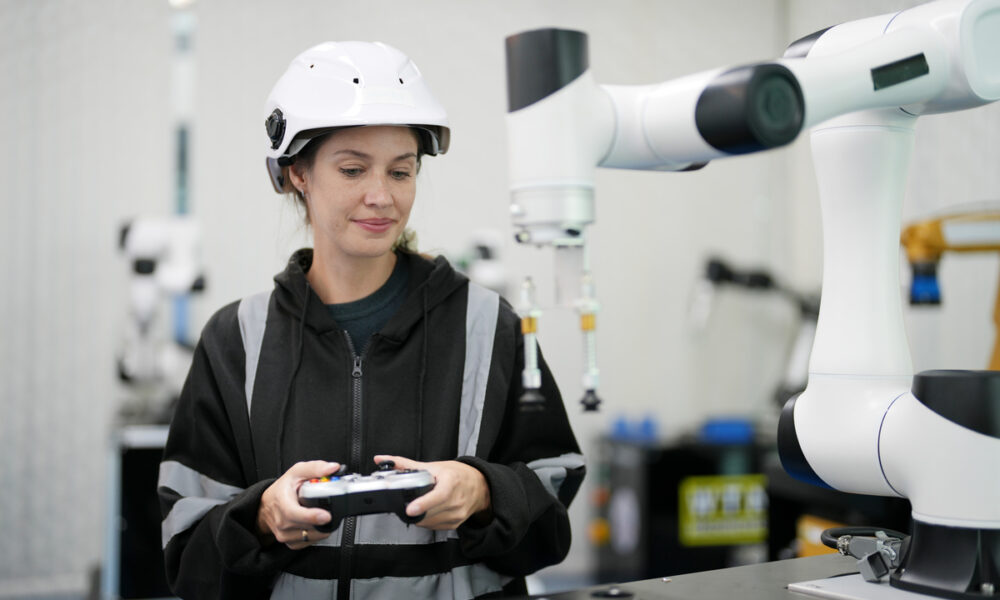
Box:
[374, 455, 492, 530]
[257, 460, 340, 549]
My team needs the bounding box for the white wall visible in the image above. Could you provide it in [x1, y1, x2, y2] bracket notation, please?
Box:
[0, 1, 174, 595]
[2, 0, 998, 595]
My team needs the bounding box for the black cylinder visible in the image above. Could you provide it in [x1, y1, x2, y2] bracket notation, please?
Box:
[777, 394, 831, 489]
[911, 370, 1000, 439]
[505, 28, 589, 112]
[695, 63, 804, 154]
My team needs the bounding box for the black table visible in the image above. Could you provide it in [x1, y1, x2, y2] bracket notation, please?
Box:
[515, 554, 858, 599]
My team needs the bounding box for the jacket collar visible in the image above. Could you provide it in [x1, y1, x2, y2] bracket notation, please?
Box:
[272, 248, 468, 339]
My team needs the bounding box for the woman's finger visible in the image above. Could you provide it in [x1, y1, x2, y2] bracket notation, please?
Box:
[373, 454, 424, 471]
[277, 525, 332, 549]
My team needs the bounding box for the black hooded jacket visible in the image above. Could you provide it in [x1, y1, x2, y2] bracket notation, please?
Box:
[158, 250, 585, 599]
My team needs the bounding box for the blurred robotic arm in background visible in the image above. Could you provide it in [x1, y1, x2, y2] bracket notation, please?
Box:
[117, 215, 205, 422]
[690, 256, 820, 409]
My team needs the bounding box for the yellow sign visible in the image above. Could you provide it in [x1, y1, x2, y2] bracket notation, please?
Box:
[679, 474, 768, 546]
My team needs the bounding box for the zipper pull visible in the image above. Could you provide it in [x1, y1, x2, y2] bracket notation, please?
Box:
[352, 356, 362, 378]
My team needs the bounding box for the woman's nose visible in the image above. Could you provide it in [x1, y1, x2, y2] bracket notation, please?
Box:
[363, 176, 392, 207]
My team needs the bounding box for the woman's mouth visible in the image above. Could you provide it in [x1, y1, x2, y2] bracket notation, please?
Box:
[353, 218, 394, 234]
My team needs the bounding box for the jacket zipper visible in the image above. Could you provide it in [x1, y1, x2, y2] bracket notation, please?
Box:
[339, 334, 364, 600]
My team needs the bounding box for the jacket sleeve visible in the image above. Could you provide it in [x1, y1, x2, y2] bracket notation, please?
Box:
[158, 307, 295, 599]
[455, 309, 585, 576]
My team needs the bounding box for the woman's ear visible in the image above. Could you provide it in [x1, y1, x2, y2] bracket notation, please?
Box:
[288, 163, 308, 196]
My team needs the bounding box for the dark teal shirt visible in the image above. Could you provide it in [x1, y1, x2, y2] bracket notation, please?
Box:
[327, 256, 409, 353]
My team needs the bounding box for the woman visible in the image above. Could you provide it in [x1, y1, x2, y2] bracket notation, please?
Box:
[157, 41, 585, 599]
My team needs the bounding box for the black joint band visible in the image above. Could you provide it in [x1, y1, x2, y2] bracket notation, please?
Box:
[695, 63, 804, 155]
[505, 28, 588, 112]
[912, 370, 1000, 439]
[778, 394, 833, 489]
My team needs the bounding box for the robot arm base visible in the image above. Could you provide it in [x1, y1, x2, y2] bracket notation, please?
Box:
[890, 520, 1000, 599]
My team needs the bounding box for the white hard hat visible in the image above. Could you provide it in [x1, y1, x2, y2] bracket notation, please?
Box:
[264, 41, 450, 192]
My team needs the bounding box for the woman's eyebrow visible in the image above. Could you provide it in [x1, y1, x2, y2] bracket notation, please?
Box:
[330, 150, 418, 162]
[331, 149, 371, 159]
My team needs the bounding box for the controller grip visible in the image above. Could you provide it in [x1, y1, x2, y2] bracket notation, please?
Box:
[398, 483, 435, 525]
[404, 483, 437, 525]
[300, 481, 435, 533]
[300, 497, 342, 533]
[397, 509, 426, 525]
[315, 515, 342, 534]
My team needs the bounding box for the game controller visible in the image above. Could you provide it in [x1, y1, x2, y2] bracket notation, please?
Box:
[298, 462, 436, 533]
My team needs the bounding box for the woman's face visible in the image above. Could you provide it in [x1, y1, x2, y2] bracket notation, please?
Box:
[293, 126, 419, 263]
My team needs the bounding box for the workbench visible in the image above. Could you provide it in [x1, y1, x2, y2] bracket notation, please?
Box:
[516, 554, 858, 599]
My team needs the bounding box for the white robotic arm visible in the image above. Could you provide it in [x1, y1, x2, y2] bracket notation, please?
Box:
[117, 216, 205, 418]
[776, 3, 1000, 596]
[507, 1, 996, 247]
[506, 1, 998, 411]
[776, 0, 1000, 493]
[507, 0, 1000, 596]
[120, 216, 204, 332]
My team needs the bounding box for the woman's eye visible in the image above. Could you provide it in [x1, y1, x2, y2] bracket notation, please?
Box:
[391, 170, 412, 180]
[340, 167, 363, 177]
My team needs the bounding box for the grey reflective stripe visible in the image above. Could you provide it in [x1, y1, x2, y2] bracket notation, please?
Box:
[353, 565, 511, 600]
[238, 290, 271, 416]
[459, 283, 499, 457]
[159, 461, 244, 548]
[162, 497, 229, 549]
[159, 460, 245, 500]
[270, 564, 511, 600]
[314, 523, 344, 548]
[314, 513, 457, 547]
[527, 452, 586, 499]
[271, 573, 338, 599]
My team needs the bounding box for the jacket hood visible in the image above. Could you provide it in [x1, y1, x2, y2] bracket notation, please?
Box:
[272, 248, 469, 340]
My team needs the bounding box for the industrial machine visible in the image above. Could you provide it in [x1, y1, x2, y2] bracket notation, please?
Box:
[505, 0, 1000, 597]
[901, 208, 1000, 369]
[690, 256, 820, 409]
[104, 216, 204, 600]
[117, 214, 204, 422]
[453, 229, 509, 298]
